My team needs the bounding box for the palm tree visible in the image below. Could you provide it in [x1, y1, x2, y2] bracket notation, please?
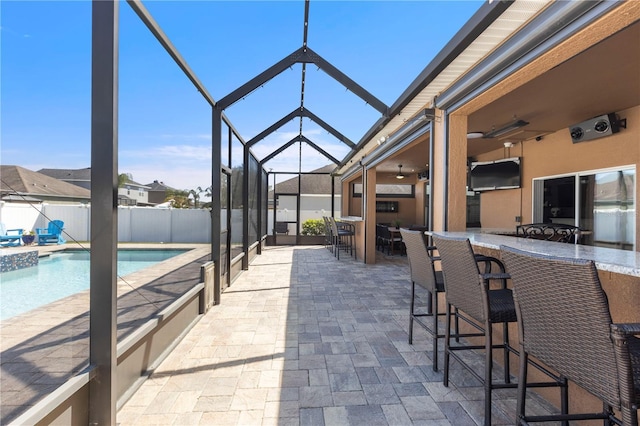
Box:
[189, 188, 201, 209]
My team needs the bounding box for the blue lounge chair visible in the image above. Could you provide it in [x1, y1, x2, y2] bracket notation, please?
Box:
[0, 223, 23, 247]
[36, 220, 66, 245]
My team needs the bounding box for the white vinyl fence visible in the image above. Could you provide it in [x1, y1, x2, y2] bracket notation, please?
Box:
[0, 203, 211, 243]
[1, 197, 344, 243]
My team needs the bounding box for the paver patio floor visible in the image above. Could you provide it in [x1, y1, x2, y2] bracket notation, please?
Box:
[117, 245, 555, 425]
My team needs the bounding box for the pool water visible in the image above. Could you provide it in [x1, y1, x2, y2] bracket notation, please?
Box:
[0, 249, 187, 320]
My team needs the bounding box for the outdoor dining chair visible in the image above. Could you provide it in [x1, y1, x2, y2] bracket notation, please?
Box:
[432, 233, 561, 426]
[378, 225, 404, 256]
[501, 245, 640, 426]
[515, 222, 582, 244]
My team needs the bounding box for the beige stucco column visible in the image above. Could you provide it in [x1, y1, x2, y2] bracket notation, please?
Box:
[414, 179, 426, 226]
[341, 179, 350, 217]
[364, 166, 377, 264]
[431, 109, 468, 231]
[431, 109, 447, 231]
[447, 113, 468, 231]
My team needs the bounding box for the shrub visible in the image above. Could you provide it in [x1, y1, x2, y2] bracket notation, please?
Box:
[301, 219, 325, 236]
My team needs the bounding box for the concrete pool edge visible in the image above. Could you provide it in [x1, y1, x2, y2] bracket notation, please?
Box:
[0, 243, 211, 424]
[8, 283, 207, 426]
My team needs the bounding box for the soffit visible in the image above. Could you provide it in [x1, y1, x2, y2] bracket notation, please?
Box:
[338, 0, 551, 174]
[466, 20, 640, 158]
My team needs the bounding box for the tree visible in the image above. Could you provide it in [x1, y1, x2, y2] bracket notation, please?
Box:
[165, 189, 190, 208]
[117, 173, 129, 188]
[189, 188, 201, 209]
[201, 185, 212, 199]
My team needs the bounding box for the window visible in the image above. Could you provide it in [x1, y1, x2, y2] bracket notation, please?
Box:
[533, 167, 635, 250]
[352, 183, 414, 198]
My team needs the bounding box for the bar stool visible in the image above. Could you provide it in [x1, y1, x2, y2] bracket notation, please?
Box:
[501, 245, 639, 426]
[328, 217, 354, 259]
[432, 234, 562, 426]
[400, 228, 449, 370]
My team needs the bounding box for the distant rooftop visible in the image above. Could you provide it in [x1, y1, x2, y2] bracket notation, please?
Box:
[1, 165, 91, 201]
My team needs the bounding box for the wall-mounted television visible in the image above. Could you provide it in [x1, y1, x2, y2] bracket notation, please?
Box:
[376, 201, 398, 213]
[469, 157, 521, 191]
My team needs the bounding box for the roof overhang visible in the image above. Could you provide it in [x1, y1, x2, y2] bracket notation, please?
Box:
[336, 0, 553, 175]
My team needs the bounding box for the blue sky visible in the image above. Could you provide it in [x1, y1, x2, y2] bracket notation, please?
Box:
[2, 0, 482, 193]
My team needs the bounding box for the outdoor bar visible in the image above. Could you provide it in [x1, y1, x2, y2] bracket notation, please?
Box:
[430, 230, 640, 418]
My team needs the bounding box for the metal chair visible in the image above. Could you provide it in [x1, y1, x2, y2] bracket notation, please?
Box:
[378, 225, 404, 255]
[501, 245, 640, 426]
[515, 223, 581, 244]
[375, 224, 385, 252]
[432, 233, 561, 426]
[275, 221, 289, 235]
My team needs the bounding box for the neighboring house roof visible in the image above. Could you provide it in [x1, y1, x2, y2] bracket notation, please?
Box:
[38, 167, 91, 182]
[272, 165, 337, 195]
[145, 180, 175, 191]
[39, 167, 153, 192]
[1, 194, 42, 203]
[0, 165, 91, 200]
[122, 179, 150, 190]
[595, 174, 634, 203]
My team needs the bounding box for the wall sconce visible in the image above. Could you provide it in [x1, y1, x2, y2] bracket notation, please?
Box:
[396, 164, 405, 180]
[483, 119, 529, 138]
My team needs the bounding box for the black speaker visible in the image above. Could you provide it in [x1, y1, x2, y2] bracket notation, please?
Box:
[570, 113, 620, 143]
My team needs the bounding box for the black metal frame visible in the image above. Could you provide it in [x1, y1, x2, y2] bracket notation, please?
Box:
[90, 1, 119, 423]
[212, 0, 388, 258]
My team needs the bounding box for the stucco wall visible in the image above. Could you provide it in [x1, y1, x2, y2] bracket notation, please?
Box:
[361, 174, 420, 227]
[476, 105, 639, 243]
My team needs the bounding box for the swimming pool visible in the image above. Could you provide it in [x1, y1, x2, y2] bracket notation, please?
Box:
[0, 249, 187, 320]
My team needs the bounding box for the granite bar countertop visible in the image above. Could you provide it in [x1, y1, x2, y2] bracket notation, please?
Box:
[428, 231, 640, 278]
[339, 216, 364, 222]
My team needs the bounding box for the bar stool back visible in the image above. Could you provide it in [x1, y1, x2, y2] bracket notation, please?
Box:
[501, 245, 640, 426]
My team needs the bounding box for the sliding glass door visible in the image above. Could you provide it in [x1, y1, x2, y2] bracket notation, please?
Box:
[533, 167, 635, 250]
[579, 170, 634, 249]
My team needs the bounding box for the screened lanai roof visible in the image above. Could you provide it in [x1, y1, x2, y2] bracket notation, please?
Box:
[201, 0, 553, 177]
[122, 0, 559, 178]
